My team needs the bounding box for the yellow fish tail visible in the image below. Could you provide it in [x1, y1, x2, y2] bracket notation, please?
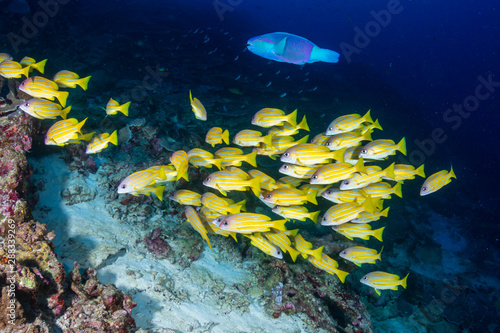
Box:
[335, 268, 349, 284]
[377, 246, 384, 261]
[109, 130, 118, 146]
[354, 157, 366, 174]
[61, 106, 71, 119]
[400, 272, 410, 289]
[57, 90, 69, 108]
[397, 137, 407, 155]
[79, 76, 91, 91]
[298, 115, 309, 131]
[222, 129, 230, 145]
[332, 147, 346, 163]
[363, 130, 373, 142]
[449, 165, 456, 179]
[236, 199, 247, 212]
[154, 185, 166, 201]
[76, 118, 88, 134]
[34, 59, 47, 74]
[381, 207, 390, 218]
[287, 109, 298, 126]
[362, 109, 373, 124]
[246, 151, 258, 168]
[393, 182, 403, 198]
[288, 247, 301, 262]
[372, 226, 385, 242]
[262, 133, 273, 147]
[248, 176, 261, 197]
[272, 219, 288, 231]
[82, 132, 94, 141]
[120, 101, 131, 116]
[362, 196, 376, 213]
[21, 65, 30, 78]
[311, 245, 324, 261]
[213, 158, 223, 170]
[384, 162, 396, 180]
[203, 234, 213, 251]
[415, 164, 425, 178]
[306, 190, 318, 205]
[309, 210, 321, 224]
[372, 118, 383, 131]
[296, 135, 309, 144]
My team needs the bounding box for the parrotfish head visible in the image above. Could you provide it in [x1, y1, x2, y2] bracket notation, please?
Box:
[247, 34, 277, 57]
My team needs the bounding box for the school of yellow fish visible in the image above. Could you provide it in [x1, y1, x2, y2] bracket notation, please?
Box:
[1, 51, 457, 296]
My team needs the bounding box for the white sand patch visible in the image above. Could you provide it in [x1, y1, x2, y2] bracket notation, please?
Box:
[31, 153, 323, 332]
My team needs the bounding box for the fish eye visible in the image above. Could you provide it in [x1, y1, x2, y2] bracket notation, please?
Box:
[120, 185, 126, 189]
[326, 190, 331, 194]
[283, 165, 288, 169]
[329, 127, 333, 131]
[343, 181, 349, 185]
[25, 103, 29, 107]
[313, 175, 317, 179]
[266, 194, 272, 199]
[361, 149, 367, 154]
[223, 221, 228, 226]
[284, 153, 289, 157]
[422, 187, 427, 191]
[206, 177, 210, 182]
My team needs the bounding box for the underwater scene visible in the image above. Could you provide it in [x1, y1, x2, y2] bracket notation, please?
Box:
[1, 0, 499, 332]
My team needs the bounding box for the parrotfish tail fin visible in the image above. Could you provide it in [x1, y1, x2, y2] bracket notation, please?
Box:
[263, 133, 273, 147]
[449, 165, 456, 179]
[154, 185, 166, 201]
[373, 226, 385, 242]
[354, 157, 366, 174]
[287, 109, 298, 126]
[310, 46, 340, 63]
[384, 162, 396, 180]
[393, 182, 403, 198]
[79, 76, 91, 91]
[58, 91, 69, 108]
[60, 106, 71, 119]
[249, 176, 261, 197]
[415, 164, 425, 178]
[76, 118, 88, 133]
[381, 207, 390, 218]
[401, 272, 410, 289]
[236, 199, 247, 212]
[222, 129, 230, 145]
[362, 195, 376, 213]
[82, 132, 94, 141]
[306, 190, 318, 205]
[397, 137, 407, 155]
[109, 130, 118, 146]
[22, 65, 30, 78]
[335, 269, 349, 284]
[362, 109, 373, 124]
[34, 59, 47, 74]
[373, 119, 383, 131]
[203, 234, 213, 251]
[333, 147, 346, 163]
[297, 135, 309, 144]
[298, 116, 309, 131]
[309, 210, 321, 224]
[312, 245, 324, 261]
[272, 219, 288, 232]
[120, 101, 131, 116]
[288, 247, 301, 262]
[378, 246, 384, 261]
[213, 158, 223, 170]
[246, 151, 258, 168]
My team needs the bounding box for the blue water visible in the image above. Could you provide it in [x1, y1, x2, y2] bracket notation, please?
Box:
[3, 0, 500, 331]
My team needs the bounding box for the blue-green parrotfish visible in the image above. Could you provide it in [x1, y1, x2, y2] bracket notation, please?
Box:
[247, 32, 340, 65]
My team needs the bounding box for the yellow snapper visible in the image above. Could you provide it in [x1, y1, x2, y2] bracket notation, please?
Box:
[204, 220, 238, 242]
[325, 131, 372, 151]
[19, 76, 69, 107]
[244, 233, 283, 259]
[281, 143, 345, 165]
[340, 246, 382, 266]
[169, 189, 202, 206]
[201, 192, 244, 215]
[117, 168, 164, 194]
[215, 213, 287, 233]
[203, 170, 261, 196]
[311, 132, 331, 145]
[189, 90, 207, 121]
[63, 131, 94, 146]
[53, 70, 91, 90]
[279, 163, 320, 179]
[185, 206, 212, 250]
[151, 165, 177, 183]
[124, 184, 165, 201]
[248, 169, 279, 191]
[362, 182, 402, 199]
[20, 57, 47, 74]
[310, 158, 366, 185]
[272, 205, 320, 223]
[105, 98, 130, 116]
[216, 148, 257, 168]
[44, 118, 87, 145]
[332, 223, 385, 242]
[307, 252, 350, 283]
[358, 138, 406, 160]
[266, 115, 309, 137]
[0, 53, 13, 62]
[276, 175, 305, 188]
[299, 184, 329, 196]
[170, 150, 189, 181]
[326, 109, 373, 135]
[360, 271, 409, 296]
[20, 98, 71, 120]
[321, 196, 378, 226]
[321, 188, 367, 204]
[351, 207, 390, 223]
[187, 148, 222, 170]
[343, 146, 363, 165]
[251, 108, 297, 127]
[263, 187, 318, 206]
[359, 119, 383, 134]
[254, 135, 309, 159]
[387, 164, 425, 181]
[205, 127, 229, 147]
[293, 234, 323, 261]
[420, 166, 456, 196]
[233, 129, 273, 147]
[0, 60, 30, 79]
[85, 130, 118, 154]
[340, 163, 396, 190]
[263, 229, 301, 262]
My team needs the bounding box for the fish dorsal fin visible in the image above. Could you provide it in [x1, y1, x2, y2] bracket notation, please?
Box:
[273, 37, 288, 56]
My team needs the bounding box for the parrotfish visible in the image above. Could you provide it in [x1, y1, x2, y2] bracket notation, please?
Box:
[247, 32, 340, 65]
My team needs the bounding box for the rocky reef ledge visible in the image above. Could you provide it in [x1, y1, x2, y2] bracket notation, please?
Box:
[0, 109, 136, 332]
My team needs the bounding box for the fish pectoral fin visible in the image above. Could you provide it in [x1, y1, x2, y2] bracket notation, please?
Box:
[273, 37, 288, 56]
[375, 289, 381, 296]
[391, 286, 399, 290]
